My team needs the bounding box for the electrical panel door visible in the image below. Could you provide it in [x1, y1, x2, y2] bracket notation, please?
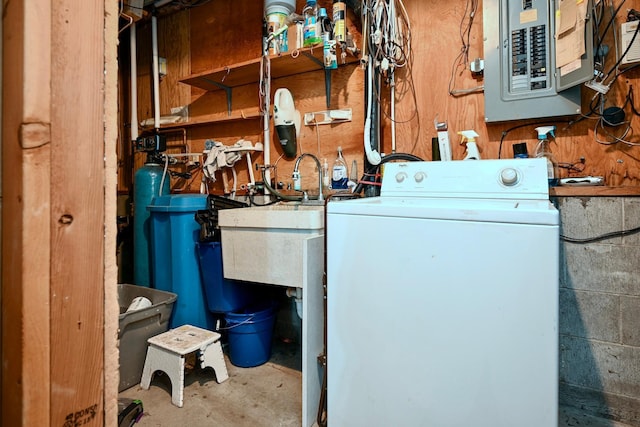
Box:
[483, 0, 593, 122]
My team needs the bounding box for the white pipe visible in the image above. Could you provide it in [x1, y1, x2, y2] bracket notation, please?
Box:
[246, 152, 255, 185]
[390, 73, 396, 153]
[286, 288, 303, 320]
[130, 22, 139, 141]
[151, 15, 161, 130]
[165, 153, 201, 158]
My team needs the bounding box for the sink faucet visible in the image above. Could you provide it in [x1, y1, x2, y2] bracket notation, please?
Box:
[293, 153, 324, 202]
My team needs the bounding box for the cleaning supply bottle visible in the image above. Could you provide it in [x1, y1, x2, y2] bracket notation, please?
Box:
[534, 126, 559, 187]
[332, 0, 346, 43]
[458, 130, 481, 160]
[320, 8, 337, 69]
[331, 146, 348, 189]
[322, 158, 330, 189]
[303, 0, 322, 47]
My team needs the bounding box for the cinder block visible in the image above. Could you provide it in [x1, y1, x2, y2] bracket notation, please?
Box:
[560, 383, 640, 425]
[563, 243, 640, 295]
[556, 197, 623, 245]
[621, 296, 640, 346]
[560, 289, 619, 342]
[561, 336, 640, 398]
[560, 335, 604, 390]
[622, 198, 640, 247]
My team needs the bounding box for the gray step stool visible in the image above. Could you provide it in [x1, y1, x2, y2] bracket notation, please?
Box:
[140, 324, 228, 407]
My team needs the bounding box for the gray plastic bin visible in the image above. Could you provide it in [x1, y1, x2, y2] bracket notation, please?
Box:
[118, 284, 177, 392]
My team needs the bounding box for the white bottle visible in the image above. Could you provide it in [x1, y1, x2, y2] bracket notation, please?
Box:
[331, 146, 348, 189]
[534, 126, 559, 187]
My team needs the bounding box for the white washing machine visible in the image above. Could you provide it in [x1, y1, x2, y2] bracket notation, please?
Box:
[326, 158, 559, 427]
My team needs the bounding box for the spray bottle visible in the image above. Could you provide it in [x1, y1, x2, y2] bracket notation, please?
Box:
[534, 126, 559, 187]
[458, 130, 481, 160]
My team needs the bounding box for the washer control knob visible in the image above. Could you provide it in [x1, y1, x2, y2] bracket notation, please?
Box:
[414, 171, 426, 183]
[395, 172, 408, 183]
[500, 168, 519, 186]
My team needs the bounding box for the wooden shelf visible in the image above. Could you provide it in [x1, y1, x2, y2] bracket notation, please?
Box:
[140, 110, 262, 132]
[550, 186, 640, 197]
[179, 47, 359, 91]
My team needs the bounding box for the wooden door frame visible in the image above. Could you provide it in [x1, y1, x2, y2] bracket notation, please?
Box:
[1, 1, 118, 425]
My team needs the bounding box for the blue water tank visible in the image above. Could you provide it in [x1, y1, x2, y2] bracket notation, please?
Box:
[133, 161, 169, 287]
[148, 194, 214, 330]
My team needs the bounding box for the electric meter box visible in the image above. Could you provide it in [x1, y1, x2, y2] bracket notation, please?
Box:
[483, 0, 594, 122]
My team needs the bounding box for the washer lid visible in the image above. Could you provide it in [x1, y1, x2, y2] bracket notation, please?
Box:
[327, 196, 558, 225]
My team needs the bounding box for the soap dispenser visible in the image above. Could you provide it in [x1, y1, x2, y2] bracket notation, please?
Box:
[331, 146, 348, 189]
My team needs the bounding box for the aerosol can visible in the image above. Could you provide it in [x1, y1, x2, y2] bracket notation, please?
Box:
[458, 130, 481, 160]
[534, 126, 559, 186]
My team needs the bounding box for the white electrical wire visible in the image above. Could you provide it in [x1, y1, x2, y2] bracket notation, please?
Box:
[362, 0, 413, 161]
[160, 155, 169, 196]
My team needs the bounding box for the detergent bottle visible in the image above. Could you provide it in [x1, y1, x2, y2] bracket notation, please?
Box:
[534, 126, 559, 187]
[331, 146, 348, 189]
[458, 130, 481, 160]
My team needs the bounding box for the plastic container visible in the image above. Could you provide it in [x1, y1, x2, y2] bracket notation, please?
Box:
[303, 0, 322, 47]
[264, 0, 296, 54]
[224, 302, 277, 368]
[148, 194, 215, 330]
[331, 145, 348, 189]
[197, 241, 258, 313]
[118, 283, 177, 392]
[264, 0, 295, 16]
[534, 126, 559, 187]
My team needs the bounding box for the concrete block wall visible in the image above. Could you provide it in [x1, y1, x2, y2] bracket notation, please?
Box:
[556, 197, 640, 426]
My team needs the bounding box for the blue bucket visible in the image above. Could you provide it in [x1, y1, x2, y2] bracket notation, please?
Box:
[224, 302, 276, 368]
[196, 241, 258, 314]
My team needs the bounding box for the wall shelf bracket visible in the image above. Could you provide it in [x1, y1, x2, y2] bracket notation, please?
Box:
[202, 78, 233, 116]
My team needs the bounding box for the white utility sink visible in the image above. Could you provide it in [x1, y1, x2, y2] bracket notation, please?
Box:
[218, 201, 326, 427]
[217, 202, 325, 288]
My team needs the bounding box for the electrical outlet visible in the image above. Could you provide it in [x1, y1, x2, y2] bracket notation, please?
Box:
[620, 21, 640, 67]
[158, 57, 167, 78]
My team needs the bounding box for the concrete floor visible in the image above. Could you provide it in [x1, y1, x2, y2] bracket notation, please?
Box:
[119, 339, 306, 427]
[119, 339, 635, 427]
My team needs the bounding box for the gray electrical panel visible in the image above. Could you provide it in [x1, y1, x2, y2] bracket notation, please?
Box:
[483, 0, 593, 122]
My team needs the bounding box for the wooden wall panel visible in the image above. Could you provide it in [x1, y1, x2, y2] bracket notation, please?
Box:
[1, 1, 51, 425]
[189, 1, 263, 73]
[394, 0, 640, 191]
[135, 10, 191, 126]
[129, 0, 640, 195]
[105, 0, 120, 423]
[50, 1, 105, 425]
[178, 0, 366, 194]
